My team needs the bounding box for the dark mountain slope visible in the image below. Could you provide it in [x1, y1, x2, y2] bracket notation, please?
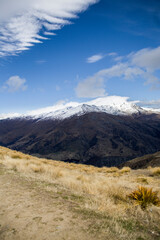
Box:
[119, 151, 160, 169]
[0, 112, 160, 167]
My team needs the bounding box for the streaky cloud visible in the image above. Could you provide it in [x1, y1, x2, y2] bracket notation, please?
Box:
[0, 0, 98, 57]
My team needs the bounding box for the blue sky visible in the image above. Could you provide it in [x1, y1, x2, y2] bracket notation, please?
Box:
[0, 0, 160, 113]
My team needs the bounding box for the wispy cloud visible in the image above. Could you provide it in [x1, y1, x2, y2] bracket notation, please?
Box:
[76, 46, 160, 98]
[87, 54, 105, 63]
[0, 0, 98, 57]
[3, 76, 27, 92]
[138, 99, 160, 109]
[108, 52, 117, 57]
[35, 60, 46, 64]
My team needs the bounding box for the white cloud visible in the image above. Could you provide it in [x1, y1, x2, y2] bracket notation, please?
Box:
[128, 46, 160, 87]
[138, 99, 160, 109]
[0, 0, 98, 57]
[130, 46, 160, 71]
[76, 46, 160, 98]
[114, 56, 123, 62]
[4, 76, 27, 92]
[87, 54, 104, 63]
[108, 52, 117, 56]
[76, 63, 144, 98]
[75, 75, 106, 98]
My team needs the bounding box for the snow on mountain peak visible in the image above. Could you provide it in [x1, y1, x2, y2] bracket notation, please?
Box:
[0, 96, 157, 120]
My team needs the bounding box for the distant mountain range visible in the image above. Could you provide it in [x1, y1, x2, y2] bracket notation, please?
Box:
[0, 96, 160, 167]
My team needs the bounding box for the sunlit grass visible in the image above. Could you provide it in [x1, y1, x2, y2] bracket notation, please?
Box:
[150, 167, 160, 176]
[0, 146, 159, 217]
[0, 146, 160, 239]
[128, 186, 160, 209]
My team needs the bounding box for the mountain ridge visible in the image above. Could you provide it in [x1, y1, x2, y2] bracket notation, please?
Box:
[0, 96, 160, 167]
[1, 96, 159, 121]
[0, 111, 160, 167]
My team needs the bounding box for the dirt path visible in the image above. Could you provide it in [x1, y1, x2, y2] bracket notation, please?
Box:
[0, 166, 99, 240]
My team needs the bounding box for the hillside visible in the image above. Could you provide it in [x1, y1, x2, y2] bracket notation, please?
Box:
[0, 112, 160, 167]
[0, 146, 160, 240]
[120, 151, 160, 169]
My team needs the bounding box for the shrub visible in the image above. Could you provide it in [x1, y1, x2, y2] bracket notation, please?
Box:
[128, 186, 160, 210]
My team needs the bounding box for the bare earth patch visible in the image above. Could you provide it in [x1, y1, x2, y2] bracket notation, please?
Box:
[0, 166, 99, 240]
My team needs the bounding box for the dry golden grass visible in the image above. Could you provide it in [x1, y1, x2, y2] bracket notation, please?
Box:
[0, 146, 160, 239]
[150, 167, 160, 176]
[119, 167, 131, 173]
[136, 177, 149, 185]
[0, 147, 159, 209]
[0, 147, 160, 221]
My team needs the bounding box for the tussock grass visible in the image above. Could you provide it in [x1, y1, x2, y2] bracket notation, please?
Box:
[120, 167, 131, 174]
[136, 177, 148, 184]
[150, 167, 160, 176]
[128, 186, 160, 209]
[11, 153, 23, 159]
[0, 146, 160, 239]
[102, 166, 119, 173]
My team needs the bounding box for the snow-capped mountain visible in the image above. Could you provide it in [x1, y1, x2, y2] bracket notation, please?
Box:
[0, 96, 150, 120]
[0, 96, 160, 167]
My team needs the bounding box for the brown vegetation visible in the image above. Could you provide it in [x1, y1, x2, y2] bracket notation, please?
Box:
[0, 146, 160, 239]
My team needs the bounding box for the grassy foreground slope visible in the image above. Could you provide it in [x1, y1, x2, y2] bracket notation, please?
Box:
[0, 146, 160, 240]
